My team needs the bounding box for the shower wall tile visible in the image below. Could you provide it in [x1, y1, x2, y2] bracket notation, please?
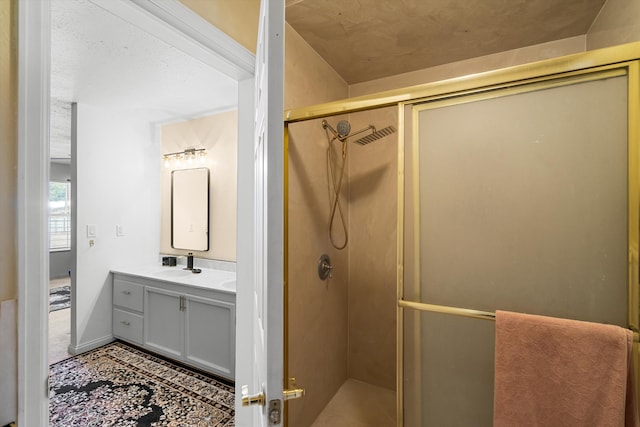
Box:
[347, 107, 398, 391]
[285, 24, 349, 427]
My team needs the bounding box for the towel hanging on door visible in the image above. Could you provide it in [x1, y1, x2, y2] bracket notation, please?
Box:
[494, 310, 639, 427]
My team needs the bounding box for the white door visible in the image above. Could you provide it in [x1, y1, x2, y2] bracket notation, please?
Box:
[240, 0, 286, 426]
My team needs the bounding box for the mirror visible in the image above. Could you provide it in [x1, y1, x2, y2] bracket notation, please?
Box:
[172, 167, 209, 251]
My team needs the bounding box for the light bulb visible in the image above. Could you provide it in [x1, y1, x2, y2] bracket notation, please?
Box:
[187, 152, 194, 164]
[176, 154, 182, 167]
[198, 151, 206, 164]
[163, 156, 170, 168]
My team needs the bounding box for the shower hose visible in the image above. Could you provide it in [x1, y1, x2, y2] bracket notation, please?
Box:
[326, 131, 348, 250]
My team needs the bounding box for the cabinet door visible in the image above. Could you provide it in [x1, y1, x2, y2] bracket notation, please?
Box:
[184, 294, 235, 379]
[144, 287, 184, 359]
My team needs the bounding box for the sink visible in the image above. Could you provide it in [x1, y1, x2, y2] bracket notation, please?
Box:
[153, 269, 192, 278]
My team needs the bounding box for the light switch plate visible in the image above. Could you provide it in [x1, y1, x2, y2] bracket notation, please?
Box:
[87, 224, 96, 238]
[116, 225, 125, 237]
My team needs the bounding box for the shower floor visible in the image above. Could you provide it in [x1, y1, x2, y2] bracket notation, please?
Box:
[311, 379, 396, 427]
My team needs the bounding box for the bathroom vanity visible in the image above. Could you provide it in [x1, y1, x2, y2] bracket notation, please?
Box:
[111, 265, 236, 380]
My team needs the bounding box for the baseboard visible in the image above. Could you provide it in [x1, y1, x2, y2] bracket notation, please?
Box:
[68, 335, 114, 355]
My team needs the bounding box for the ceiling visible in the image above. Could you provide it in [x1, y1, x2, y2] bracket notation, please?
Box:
[50, 0, 238, 162]
[285, 0, 608, 84]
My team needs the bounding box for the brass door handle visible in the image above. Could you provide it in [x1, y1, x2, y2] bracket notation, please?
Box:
[241, 385, 265, 407]
[283, 377, 305, 401]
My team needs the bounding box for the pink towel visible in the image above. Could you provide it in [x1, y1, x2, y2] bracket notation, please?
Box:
[494, 310, 639, 427]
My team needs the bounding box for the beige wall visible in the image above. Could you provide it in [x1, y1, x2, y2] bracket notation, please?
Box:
[0, 0, 16, 303]
[179, 0, 260, 53]
[347, 107, 398, 391]
[285, 23, 350, 427]
[160, 110, 238, 262]
[0, 0, 17, 424]
[349, 35, 586, 97]
[586, 0, 640, 50]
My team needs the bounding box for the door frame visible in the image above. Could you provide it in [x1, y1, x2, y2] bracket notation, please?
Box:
[17, 0, 255, 425]
[284, 41, 640, 425]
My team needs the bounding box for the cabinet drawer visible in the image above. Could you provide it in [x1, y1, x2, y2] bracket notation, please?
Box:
[113, 308, 143, 345]
[113, 278, 143, 312]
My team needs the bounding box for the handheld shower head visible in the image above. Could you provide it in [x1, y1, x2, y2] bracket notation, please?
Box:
[322, 119, 351, 141]
[336, 120, 351, 138]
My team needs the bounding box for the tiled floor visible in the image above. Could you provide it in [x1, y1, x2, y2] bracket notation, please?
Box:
[311, 379, 396, 427]
[49, 277, 72, 365]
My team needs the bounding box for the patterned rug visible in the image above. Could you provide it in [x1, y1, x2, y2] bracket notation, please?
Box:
[50, 285, 71, 312]
[49, 341, 235, 426]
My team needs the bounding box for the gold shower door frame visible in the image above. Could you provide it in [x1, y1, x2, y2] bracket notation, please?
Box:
[283, 42, 640, 426]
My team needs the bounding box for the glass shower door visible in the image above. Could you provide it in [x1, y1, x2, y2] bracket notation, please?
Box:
[400, 69, 637, 426]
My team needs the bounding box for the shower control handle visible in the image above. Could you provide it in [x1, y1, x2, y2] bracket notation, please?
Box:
[318, 254, 333, 280]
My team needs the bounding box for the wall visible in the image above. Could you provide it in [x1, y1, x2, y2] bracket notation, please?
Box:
[160, 110, 238, 262]
[347, 107, 398, 391]
[50, 162, 71, 279]
[0, 0, 17, 424]
[285, 23, 351, 427]
[50, 251, 71, 279]
[179, 0, 259, 53]
[0, 0, 17, 303]
[50, 161, 70, 182]
[586, 0, 640, 49]
[349, 36, 586, 97]
[73, 104, 160, 352]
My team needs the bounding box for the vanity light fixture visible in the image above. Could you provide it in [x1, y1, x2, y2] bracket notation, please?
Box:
[163, 148, 207, 169]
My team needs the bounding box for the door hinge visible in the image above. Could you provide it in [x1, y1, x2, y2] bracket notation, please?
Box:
[269, 399, 281, 425]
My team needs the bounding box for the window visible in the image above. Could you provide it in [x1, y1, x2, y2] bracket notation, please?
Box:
[49, 181, 71, 251]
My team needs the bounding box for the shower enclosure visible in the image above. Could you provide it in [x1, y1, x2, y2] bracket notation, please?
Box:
[286, 107, 399, 426]
[284, 42, 640, 426]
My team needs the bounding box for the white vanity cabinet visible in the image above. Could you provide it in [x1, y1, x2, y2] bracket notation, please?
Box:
[144, 287, 184, 359]
[112, 272, 235, 380]
[112, 277, 144, 345]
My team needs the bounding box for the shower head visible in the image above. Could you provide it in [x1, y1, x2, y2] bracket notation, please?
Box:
[322, 119, 351, 141]
[352, 125, 397, 145]
[336, 120, 351, 138]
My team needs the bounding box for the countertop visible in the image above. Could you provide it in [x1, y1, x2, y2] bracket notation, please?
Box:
[111, 264, 236, 294]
